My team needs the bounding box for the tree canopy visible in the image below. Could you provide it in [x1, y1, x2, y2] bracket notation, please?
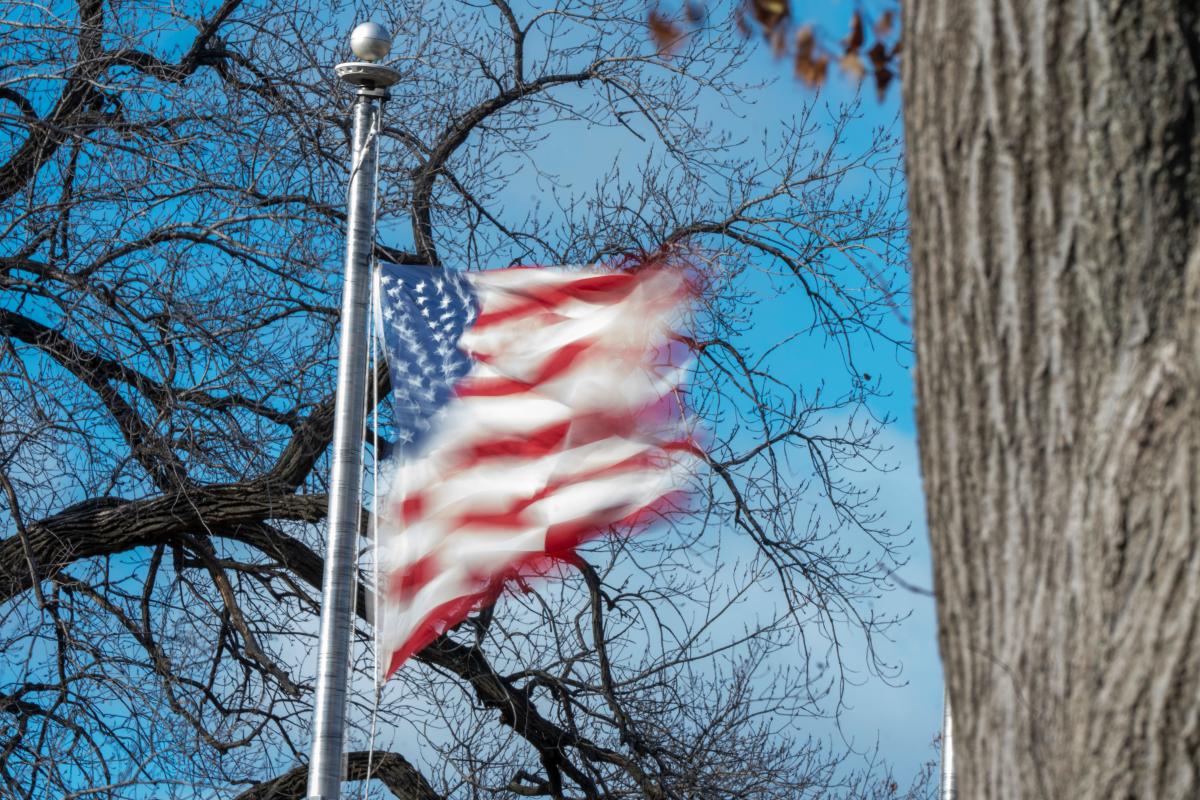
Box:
[0, 1, 925, 797]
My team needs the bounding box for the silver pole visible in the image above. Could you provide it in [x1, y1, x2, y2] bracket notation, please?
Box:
[307, 22, 399, 800]
[939, 688, 956, 800]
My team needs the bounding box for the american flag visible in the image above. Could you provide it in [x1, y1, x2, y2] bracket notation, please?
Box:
[374, 262, 698, 675]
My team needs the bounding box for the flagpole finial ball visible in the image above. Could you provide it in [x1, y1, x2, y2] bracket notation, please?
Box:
[350, 22, 392, 62]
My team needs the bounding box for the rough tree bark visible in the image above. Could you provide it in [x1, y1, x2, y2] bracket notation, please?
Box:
[904, 2, 1200, 797]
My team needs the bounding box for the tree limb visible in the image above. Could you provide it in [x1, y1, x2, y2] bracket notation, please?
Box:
[231, 750, 442, 800]
[0, 488, 325, 602]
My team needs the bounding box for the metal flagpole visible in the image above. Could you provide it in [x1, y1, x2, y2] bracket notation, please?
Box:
[307, 22, 400, 800]
[939, 688, 956, 800]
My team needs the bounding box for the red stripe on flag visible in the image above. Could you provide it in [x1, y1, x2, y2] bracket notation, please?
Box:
[387, 593, 482, 675]
[455, 340, 595, 397]
[459, 420, 573, 461]
[398, 495, 425, 526]
[543, 490, 687, 554]
[398, 446, 687, 532]
[472, 272, 637, 330]
[389, 554, 440, 602]
[385, 489, 693, 678]
[449, 412, 650, 469]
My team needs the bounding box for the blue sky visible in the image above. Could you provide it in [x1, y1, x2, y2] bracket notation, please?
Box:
[705, 25, 943, 784]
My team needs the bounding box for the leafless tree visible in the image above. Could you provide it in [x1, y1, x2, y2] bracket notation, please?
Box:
[0, 1, 929, 797]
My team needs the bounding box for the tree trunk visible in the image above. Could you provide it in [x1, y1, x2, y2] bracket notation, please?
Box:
[903, 3, 1200, 797]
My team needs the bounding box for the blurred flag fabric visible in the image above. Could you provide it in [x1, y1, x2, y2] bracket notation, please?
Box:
[374, 261, 699, 676]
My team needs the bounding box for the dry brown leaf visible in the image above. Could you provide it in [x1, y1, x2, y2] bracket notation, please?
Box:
[867, 41, 888, 69]
[748, 0, 790, 32]
[873, 65, 895, 99]
[795, 25, 815, 49]
[684, 1, 705, 24]
[868, 41, 895, 99]
[842, 10, 865, 54]
[840, 51, 866, 81]
[648, 10, 684, 57]
[801, 53, 830, 87]
[794, 25, 828, 87]
[875, 9, 895, 39]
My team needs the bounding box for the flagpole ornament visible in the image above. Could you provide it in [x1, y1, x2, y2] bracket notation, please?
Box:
[350, 21, 393, 61]
[306, 22, 397, 800]
[334, 22, 400, 94]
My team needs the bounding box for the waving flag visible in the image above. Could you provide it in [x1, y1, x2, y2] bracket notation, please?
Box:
[374, 261, 698, 675]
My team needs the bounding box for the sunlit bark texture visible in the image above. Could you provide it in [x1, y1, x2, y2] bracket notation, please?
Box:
[905, 2, 1200, 797]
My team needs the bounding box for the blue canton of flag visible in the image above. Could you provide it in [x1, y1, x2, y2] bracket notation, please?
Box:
[375, 263, 478, 450]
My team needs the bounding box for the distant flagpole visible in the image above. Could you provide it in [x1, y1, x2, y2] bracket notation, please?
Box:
[306, 22, 400, 800]
[940, 688, 956, 800]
